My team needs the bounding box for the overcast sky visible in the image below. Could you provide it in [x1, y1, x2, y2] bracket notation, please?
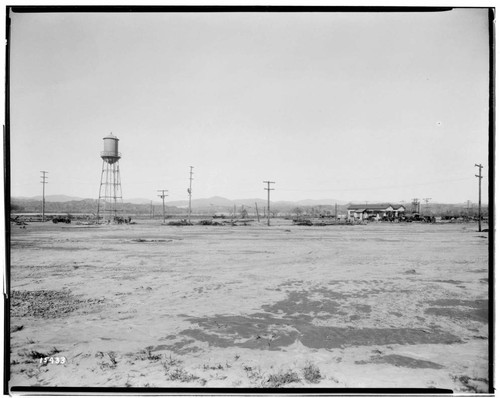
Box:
[9, 8, 490, 204]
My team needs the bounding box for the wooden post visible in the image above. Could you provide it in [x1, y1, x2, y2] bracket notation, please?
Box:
[255, 202, 260, 222]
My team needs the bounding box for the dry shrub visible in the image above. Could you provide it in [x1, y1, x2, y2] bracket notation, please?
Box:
[167, 367, 199, 383]
[266, 370, 301, 387]
[303, 363, 322, 384]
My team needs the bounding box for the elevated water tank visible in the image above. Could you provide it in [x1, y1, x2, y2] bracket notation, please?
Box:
[101, 133, 121, 163]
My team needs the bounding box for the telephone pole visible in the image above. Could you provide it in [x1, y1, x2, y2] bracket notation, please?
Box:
[188, 166, 194, 224]
[263, 181, 275, 226]
[255, 202, 260, 222]
[475, 163, 483, 232]
[157, 190, 168, 223]
[422, 198, 432, 216]
[412, 198, 420, 214]
[40, 171, 48, 222]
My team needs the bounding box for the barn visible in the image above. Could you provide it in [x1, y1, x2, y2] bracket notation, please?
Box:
[347, 203, 406, 221]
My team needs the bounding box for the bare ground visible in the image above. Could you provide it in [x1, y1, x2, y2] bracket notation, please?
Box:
[9, 220, 489, 391]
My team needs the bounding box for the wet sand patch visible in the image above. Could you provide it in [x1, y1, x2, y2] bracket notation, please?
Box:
[261, 290, 346, 317]
[177, 287, 462, 350]
[181, 315, 462, 350]
[425, 299, 488, 324]
[425, 307, 488, 324]
[147, 340, 202, 355]
[356, 354, 444, 369]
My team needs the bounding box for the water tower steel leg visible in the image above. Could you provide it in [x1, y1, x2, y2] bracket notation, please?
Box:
[97, 160, 106, 223]
[113, 163, 117, 219]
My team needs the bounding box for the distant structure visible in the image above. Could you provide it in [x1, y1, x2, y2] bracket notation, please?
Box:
[187, 166, 194, 224]
[347, 203, 405, 221]
[97, 133, 123, 223]
[411, 198, 421, 214]
[263, 180, 275, 226]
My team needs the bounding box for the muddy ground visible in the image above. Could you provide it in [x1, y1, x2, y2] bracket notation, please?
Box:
[9, 220, 489, 391]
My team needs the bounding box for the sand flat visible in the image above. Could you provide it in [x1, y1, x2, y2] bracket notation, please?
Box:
[9, 220, 489, 391]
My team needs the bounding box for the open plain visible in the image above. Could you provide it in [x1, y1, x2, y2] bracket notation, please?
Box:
[9, 220, 489, 392]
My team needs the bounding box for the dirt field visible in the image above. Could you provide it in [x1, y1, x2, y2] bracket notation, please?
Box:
[9, 220, 489, 391]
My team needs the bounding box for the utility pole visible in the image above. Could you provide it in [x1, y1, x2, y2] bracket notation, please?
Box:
[335, 203, 338, 221]
[475, 163, 483, 232]
[40, 171, 48, 222]
[263, 181, 275, 226]
[188, 166, 194, 224]
[255, 202, 260, 222]
[157, 190, 168, 223]
[422, 198, 432, 216]
[412, 198, 420, 214]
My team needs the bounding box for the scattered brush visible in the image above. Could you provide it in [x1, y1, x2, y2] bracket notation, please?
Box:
[203, 363, 224, 371]
[107, 352, 118, 366]
[167, 220, 192, 226]
[164, 354, 182, 367]
[28, 347, 60, 359]
[243, 365, 263, 382]
[303, 363, 322, 384]
[167, 367, 200, 383]
[266, 370, 301, 388]
[96, 351, 118, 370]
[147, 350, 162, 362]
[453, 375, 488, 393]
[138, 349, 162, 362]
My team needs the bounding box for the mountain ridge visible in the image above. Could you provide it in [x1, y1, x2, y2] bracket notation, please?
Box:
[12, 195, 348, 207]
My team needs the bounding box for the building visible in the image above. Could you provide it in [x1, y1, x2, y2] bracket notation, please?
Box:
[347, 203, 406, 221]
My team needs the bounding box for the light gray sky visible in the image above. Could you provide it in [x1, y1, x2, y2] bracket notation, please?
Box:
[9, 8, 490, 203]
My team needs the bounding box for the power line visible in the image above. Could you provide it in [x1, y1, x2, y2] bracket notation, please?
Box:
[157, 189, 168, 223]
[475, 163, 483, 232]
[422, 198, 432, 216]
[263, 181, 275, 226]
[411, 198, 420, 214]
[40, 171, 48, 222]
[188, 166, 194, 224]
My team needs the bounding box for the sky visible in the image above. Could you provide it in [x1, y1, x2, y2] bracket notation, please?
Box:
[8, 8, 490, 204]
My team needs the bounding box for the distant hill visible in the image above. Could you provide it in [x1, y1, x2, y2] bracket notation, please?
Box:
[167, 196, 235, 208]
[17, 194, 87, 202]
[126, 198, 155, 205]
[10, 195, 488, 218]
[295, 199, 347, 206]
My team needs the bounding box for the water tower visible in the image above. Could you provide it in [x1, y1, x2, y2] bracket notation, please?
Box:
[97, 133, 123, 223]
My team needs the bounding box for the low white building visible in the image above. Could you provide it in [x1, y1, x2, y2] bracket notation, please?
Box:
[347, 203, 406, 220]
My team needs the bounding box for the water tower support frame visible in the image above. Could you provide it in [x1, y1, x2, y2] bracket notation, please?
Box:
[97, 159, 123, 223]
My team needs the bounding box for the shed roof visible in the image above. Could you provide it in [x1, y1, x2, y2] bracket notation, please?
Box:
[347, 203, 406, 211]
[347, 203, 393, 211]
